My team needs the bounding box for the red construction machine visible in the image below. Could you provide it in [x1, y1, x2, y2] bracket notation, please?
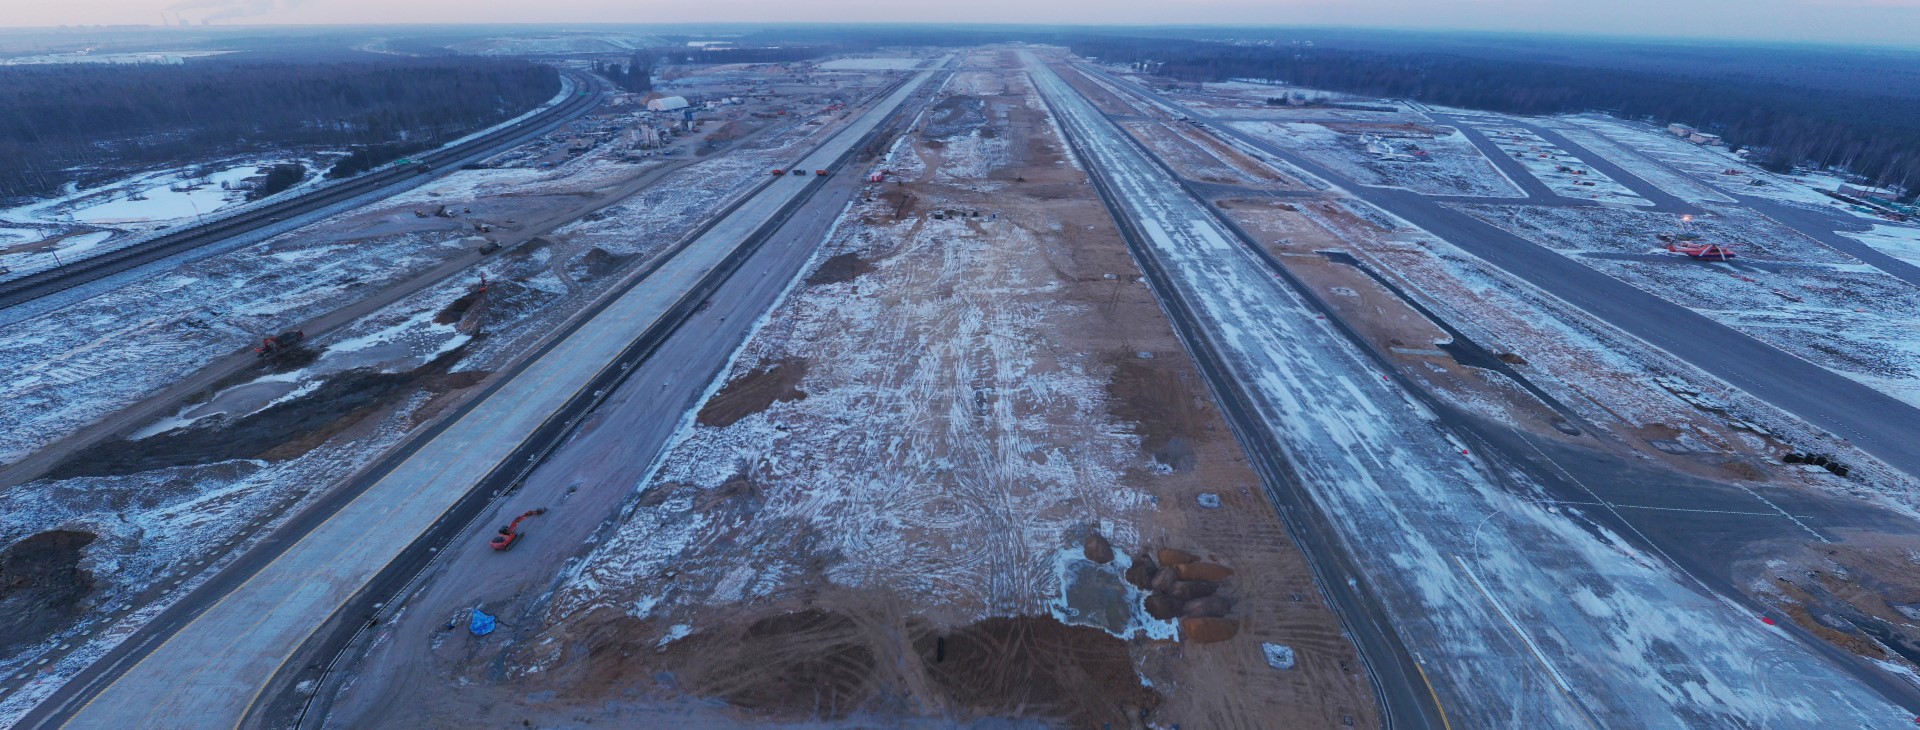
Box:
[254, 330, 306, 358]
[489, 508, 548, 551]
[1658, 215, 1736, 261]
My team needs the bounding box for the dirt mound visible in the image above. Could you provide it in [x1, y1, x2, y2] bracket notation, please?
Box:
[685, 610, 880, 717]
[1107, 355, 1206, 471]
[561, 608, 1157, 727]
[49, 347, 472, 479]
[1156, 548, 1197, 566]
[434, 289, 485, 325]
[567, 246, 625, 281]
[1174, 562, 1233, 581]
[1179, 617, 1239, 644]
[918, 615, 1161, 726]
[698, 358, 809, 428]
[705, 121, 746, 142]
[1082, 532, 1114, 564]
[0, 530, 97, 655]
[806, 253, 876, 286]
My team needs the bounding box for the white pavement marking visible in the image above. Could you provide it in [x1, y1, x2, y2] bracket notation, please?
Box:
[57, 70, 936, 730]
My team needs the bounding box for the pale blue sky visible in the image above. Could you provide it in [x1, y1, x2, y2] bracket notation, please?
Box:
[12, 0, 1920, 47]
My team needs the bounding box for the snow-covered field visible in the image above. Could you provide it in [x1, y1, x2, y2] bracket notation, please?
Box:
[1230, 121, 1520, 197]
[1473, 124, 1646, 204]
[1456, 203, 1920, 407]
[1843, 223, 1920, 267]
[545, 209, 1160, 633]
[1560, 115, 1861, 210]
[1544, 121, 1738, 204]
[0, 157, 323, 274]
[818, 57, 928, 71]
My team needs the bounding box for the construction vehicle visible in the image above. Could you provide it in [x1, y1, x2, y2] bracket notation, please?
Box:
[1658, 215, 1736, 261]
[489, 508, 548, 551]
[254, 330, 306, 358]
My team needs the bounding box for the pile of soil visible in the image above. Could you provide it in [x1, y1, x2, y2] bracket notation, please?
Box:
[915, 615, 1161, 725]
[697, 358, 809, 428]
[1128, 547, 1240, 643]
[1104, 354, 1205, 471]
[49, 347, 472, 479]
[434, 289, 485, 325]
[704, 121, 746, 143]
[805, 253, 876, 286]
[568, 608, 1159, 727]
[567, 246, 625, 281]
[0, 530, 97, 655]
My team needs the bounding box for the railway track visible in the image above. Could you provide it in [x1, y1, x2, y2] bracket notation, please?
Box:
[0, 70, 604, 310]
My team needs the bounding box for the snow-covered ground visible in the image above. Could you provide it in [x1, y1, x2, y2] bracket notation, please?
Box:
[1031, 52, 1908, 727]
[1473, 124, 1646, 204]
[1543, 121, 1738, 204]
[1456, 203, 1920, 408]
[0, 51, 231, 66]
[818, 57, 927, 71]
[546, 210, 1160, 632]
[0, 157, 322, 273]
[1560, 115, 1884, 213]
[1229, 121, 1520, 197]
[1844, 223, 1920, 268]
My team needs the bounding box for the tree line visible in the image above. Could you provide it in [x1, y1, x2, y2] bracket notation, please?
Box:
[594, 53, 653, 93]
[0, 55, 558, 201]
[1072, 37, 1920, 198]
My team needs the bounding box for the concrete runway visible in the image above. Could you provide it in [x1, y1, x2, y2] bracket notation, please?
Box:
[1081, 66, 1920, 479]
[1048, 58, 1918, 726]
[36, 68, 940, 730]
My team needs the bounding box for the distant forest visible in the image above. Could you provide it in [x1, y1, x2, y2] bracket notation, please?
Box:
[1071, 37, 1920, 197]
[0, 55, 558, 201]
[594, 53, 653, 93]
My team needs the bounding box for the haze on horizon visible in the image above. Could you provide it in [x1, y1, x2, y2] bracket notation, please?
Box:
[8, 0, 1920, 49]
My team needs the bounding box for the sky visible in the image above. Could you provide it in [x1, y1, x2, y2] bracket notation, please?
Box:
[8, 0, 1920, 48]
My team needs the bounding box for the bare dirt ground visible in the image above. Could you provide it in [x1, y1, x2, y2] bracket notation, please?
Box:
[335, 49, 1379, 729]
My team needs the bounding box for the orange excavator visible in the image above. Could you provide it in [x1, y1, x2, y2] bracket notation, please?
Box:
[489, 508, 548, 551]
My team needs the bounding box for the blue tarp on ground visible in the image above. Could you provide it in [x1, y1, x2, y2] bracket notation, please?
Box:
[469, 608, 497, 636]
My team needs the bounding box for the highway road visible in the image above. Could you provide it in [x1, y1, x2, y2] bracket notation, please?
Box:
[1076, 64, 1920, 480]
[303, 71, 948, 727]
[0, 70, 603, 311]
[1038, 55, 1914, 727]
[25, 66, 940, 730]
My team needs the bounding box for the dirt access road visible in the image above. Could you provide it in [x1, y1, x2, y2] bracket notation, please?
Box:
[315, 49, 1378, 729]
